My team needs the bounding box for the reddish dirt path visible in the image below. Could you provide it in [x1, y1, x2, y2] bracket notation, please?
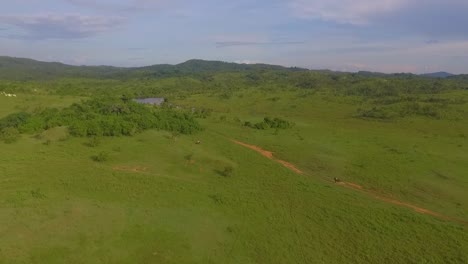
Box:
[232, 139, 468, 226]
[337, 182, 467, 224]
[231, 140, 303, 174]
[113, 166, 148, 173]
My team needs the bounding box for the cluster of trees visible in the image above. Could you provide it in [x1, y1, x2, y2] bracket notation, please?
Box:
[0, 112, 30, 143]
[0, 97, 201, 141]
[244, 117, 294, 130]
[355, 101, 453, 120]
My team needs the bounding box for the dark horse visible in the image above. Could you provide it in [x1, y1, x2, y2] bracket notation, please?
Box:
[334, 177, 341, 183]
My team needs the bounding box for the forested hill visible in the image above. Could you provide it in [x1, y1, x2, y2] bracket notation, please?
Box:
[0, 56, 306, 81]
[420, 72, 455, 78]
[0, 56, 128, 80]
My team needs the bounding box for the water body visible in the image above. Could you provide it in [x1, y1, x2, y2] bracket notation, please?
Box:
[133, 98, 165, 106]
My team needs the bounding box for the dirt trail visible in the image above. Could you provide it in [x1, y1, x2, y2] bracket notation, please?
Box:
[231, 140, 303, 174]
[232, 139, 468, 226]
[113, 166, 148, 173]
[336, 182, 466, 223]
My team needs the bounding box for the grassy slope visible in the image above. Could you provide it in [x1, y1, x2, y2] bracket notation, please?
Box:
[0, 94, 83, 118]
[1, 92, 467, 263]
[178, 90, 468, 218]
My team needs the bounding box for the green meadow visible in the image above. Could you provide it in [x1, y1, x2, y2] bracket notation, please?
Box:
[1, 67, 468, 263]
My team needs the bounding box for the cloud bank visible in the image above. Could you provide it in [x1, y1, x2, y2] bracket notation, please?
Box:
[0, 13, 125, 39]
[289, 0, 407, 24]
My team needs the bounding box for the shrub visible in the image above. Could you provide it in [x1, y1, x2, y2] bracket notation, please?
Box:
[0, 127, 20, 143]
[31, 188, 46, 199]
[192, 108, 212, 118]
[254, 122, 269, 130]
[91, 151, 109, 162]
[355, 107, 392, 119]
[84, 137, 101, 147]
[221, 166, 234, 177]
[263, 117, 293, 129]
[184, 153, 194, 162]
[244, 117, 294, 130]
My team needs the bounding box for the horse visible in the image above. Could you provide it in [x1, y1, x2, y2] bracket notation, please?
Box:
[334, 177, 341, 183]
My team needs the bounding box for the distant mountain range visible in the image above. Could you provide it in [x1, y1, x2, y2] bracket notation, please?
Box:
[357, 70, 457, 79]
[0, 56, 305, 81]
[0, 56, 462, 81]
[419, 72, 455, 78]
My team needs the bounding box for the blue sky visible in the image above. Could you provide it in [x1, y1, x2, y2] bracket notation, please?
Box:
[1, 0, 468, 73]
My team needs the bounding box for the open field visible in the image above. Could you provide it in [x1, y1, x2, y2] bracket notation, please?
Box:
[1, 75, 468, 263]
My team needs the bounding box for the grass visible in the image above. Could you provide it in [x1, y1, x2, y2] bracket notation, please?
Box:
[0, 88, 467, 263]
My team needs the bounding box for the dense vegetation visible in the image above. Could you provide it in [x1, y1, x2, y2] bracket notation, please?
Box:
[0, 58, 467, 264]
[0, 97, 200, 142]
[244, 117, 294, 130]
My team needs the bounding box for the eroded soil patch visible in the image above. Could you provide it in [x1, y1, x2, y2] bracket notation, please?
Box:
[231, 140, 303, 174]
[113, 166, 148, 173]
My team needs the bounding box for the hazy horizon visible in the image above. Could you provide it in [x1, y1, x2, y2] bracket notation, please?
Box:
[1, 0, 468, 74]
[1, 55, 465, 75]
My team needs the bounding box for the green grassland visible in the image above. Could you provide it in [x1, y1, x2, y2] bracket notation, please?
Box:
[1, 72, 468, 263]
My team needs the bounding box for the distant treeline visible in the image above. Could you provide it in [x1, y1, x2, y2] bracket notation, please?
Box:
[0, 97, 201, 142]
[2, 70, 467, 99]
[1, 60, 467, 123]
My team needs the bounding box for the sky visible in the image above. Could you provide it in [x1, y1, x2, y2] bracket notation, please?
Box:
[1, 0, 468, 73]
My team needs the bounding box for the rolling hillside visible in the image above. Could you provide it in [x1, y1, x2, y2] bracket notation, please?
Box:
[0, 56, 467, 264]
[0, 56, 306, 81]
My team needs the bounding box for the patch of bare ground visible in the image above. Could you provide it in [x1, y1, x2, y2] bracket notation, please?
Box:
[113, 166, 148, 173]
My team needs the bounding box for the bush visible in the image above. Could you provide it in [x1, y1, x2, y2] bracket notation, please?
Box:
[84, 137, 101, 147]
[0, 112, 31, 130]
[263, 117, 293, 129]
[355, 107, 392, 119]
[244, 117, 294, 130]
[0, 127, 20, 143]
[91, 151, 109, 162]
[220, 166, 234, 177]
[254, 122, 269, 130]
[184, 153, 194, 162]
[31, 188, 46, 199]
[192, 108, 212, 118]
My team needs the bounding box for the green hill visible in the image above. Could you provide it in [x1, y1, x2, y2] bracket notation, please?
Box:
[420, 72, 455, 78]
[0, 56, 128, 80]
[0, 56, 306, 81]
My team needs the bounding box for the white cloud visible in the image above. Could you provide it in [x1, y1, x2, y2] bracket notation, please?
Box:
[66, 0, 177, 13]
[0, 13, 125, 39]
[289, 0, 407, 24]
[234, 60, 260, 64]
